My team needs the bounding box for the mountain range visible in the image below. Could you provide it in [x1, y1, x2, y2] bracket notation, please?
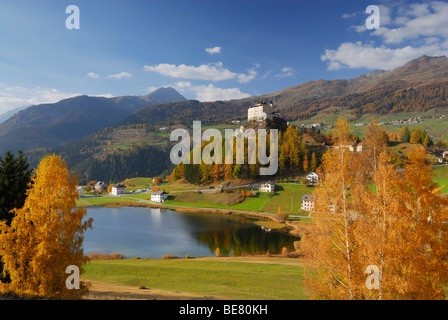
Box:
[1, 55, 448, 156]
[0, 87, 186, 153]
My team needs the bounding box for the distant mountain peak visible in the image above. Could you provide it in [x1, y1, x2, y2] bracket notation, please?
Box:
[141, 87, 186, 104]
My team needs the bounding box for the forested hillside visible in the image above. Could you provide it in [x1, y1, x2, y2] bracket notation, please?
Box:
[283, 80, 448, 120]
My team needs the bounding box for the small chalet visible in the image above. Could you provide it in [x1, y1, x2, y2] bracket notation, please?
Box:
[110, 184, 126, 195]
[306, 172, 319, 185]
[151, 191, 168, 203]
[259, 181, 275, 193]
[443, 151, 448, 159]
[301, 194, 315, 212]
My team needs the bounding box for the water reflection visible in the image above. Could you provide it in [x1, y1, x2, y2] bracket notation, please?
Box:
[83, 206, 298, 258]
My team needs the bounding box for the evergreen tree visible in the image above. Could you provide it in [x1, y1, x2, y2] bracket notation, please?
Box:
[0, 151, 32, 284]
[401, 127, 411, 143]
[0, 151, 32, 226]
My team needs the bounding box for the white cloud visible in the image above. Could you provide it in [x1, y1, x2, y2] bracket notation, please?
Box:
[144, 62, 236, 81]
[106, 71, 132, 79]
[190, 84, 250, 102]
[87, 72, 99, 79]
[144, 62, 256, 83]
[276, 67, 294, 78]
[322, 1, 448, 71]
[174, 81, 192, 88]
[91, 93, 114, 98]
[342, 12, 357, 19]
[237, 68, 257, 83]
[372, 2, 448, 44]
[321, 41, 448, 70]
[205, 46, 221, 54]
[0, 86, 81, 114]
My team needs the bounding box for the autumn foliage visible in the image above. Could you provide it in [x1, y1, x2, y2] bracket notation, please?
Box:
[302, 117, 448, 300]
[0, 155, 93, 299]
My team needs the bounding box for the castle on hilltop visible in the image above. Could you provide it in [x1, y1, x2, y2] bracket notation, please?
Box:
[245, 100, 287, 132]
[247, 100, 280, 122]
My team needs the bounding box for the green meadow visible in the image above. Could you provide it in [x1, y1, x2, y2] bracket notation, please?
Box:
[83, 257, 308, 300]
[433, 165, 448, 194]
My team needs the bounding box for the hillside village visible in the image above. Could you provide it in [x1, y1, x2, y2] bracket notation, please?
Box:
[76, 98, 448, 221]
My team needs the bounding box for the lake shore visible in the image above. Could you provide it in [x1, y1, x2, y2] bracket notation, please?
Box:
[83, 200, 308, 238]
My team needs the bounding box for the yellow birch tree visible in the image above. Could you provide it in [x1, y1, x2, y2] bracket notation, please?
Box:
[0, 155, 93, 299]
[302, 117, 361, 299]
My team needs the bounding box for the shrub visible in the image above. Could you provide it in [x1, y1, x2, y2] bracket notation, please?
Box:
[88, 253, 124, 260]
[281, 246, 288, 257]
[162, 254, 179, 259]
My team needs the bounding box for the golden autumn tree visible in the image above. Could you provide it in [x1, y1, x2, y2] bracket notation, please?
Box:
[0, 155, 93, 299]
[302, 152, 309, 173]
[351, 150, 402, 300]
[353, 146, 448, 299]
[303, 118, 448, 300]
[388, 146, 448, 299]
[302, 117, 361, 299]
[310, 152, 317, 172]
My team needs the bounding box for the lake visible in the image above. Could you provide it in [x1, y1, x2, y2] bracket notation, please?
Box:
[83, 206, 298, 259]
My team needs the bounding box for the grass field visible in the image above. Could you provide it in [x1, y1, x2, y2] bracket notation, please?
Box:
[162, 183, 312, 215]
[82, 257, 308, 300]
[76, 196, 139, 207]
[433, 166, 448, 194]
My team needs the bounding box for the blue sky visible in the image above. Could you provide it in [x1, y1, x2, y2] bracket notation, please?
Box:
[0, 0, 447, 113]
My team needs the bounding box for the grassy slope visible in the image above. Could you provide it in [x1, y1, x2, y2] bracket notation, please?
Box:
[83, 258, 308, 300]
[433, 166, 448, 194]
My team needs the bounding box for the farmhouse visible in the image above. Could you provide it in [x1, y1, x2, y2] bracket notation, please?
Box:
[301, 194, 315, 212]
[350, 143, 364, 152]
[306, 172, 319, 185]
[443, 151, 448, 159]
[334, 143, 364, 152]
[151, 191, 168, 203]
[110, 183, 126, 195]
[259, 181, 275, 193]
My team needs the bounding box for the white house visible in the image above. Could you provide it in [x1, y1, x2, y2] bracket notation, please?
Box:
[247, 101, 273, 122]
[110, 184, 126, 195]
[301, 194, 336, 214]
[301, 194, 315, 212]
[306, 172, 319, 185]
[259, 181, 275, 193]
[349, 143, 364, 152]
[443, 151, 448, 159]
[151, 191, 168, 203]
[76, 186, 84, 197]
[335, 143, 364, 152]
